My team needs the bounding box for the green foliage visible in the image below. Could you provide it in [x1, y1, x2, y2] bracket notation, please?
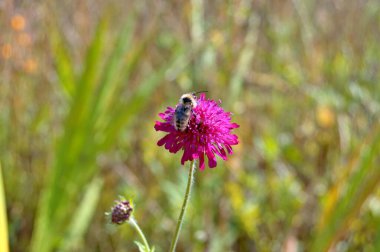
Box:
[134, 241, 155, 252]
[134, 241, 148, 252]
[1, 1, 380, 251]
[30, 14, 177, 252]
[312, 127, 380, 251]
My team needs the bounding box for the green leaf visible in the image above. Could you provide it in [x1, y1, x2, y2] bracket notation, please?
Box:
[0, 163, 9, 252]
[134, 241, 149, 252]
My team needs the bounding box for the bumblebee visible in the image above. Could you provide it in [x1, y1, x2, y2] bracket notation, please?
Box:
[173, 91, 206, 131]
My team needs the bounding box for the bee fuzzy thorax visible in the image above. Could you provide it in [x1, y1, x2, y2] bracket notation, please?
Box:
[179, 93, 197, 108]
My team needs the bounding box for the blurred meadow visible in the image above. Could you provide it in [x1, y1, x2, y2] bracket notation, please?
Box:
[1, 0, 380, 251]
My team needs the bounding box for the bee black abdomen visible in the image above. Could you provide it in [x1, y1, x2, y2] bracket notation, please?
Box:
[175, 116, 188, 131]
[174, 105, 191, 132]
[175, 119, 183, 131]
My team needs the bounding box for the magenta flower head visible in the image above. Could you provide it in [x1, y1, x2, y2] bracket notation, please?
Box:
[154, 93, 239, 170]
[108, 200, 133, 225]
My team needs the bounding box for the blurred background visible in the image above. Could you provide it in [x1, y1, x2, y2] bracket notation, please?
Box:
[1, 0, 380, 251]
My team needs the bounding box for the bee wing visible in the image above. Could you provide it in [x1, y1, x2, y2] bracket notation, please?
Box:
[172, 105, 181, 129]
[171, 112, 176, 128]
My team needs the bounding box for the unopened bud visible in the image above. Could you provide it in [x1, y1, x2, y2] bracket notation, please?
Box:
[109, 200, 133, 225]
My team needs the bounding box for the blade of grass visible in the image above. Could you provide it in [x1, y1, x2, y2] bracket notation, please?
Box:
[0, 163, 9, 252]
[49, 14, 108, 213]
[94, 22, 157, 130]
[32, 14, 172, 252]
[31, 17, 109, 252]
[63, 15, 108, 138]
[61, 177, 103, 251]
[191, 0, 204, 48]
[311, 125, 380, 252]
[228, 14, 259, 105]
[99, 52, 182, 149]
[374, 221, 380, 252]
[50, 24, 76, 97]
[291, 0, 314, 50]
[90, 17, 136, 121]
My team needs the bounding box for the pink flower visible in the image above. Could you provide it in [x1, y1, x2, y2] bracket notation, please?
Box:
[154, 93, 239, 170]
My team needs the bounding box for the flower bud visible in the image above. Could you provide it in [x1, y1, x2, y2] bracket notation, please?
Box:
[109, 200, 133, 225]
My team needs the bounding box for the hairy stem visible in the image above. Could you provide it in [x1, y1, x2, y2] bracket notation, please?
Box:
[169, 160, 196, 252]
[130, 217, 151, 251]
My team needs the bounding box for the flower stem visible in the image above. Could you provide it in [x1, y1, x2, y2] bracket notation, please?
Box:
[169, 160, 196, 252]
[130, 217, 151, 251]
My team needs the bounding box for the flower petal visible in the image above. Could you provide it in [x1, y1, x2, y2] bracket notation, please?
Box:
[199, 152, 205, 170]
[157, 134, 172, 146]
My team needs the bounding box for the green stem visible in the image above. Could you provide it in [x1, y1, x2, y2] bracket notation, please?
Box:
[130, 217, 151, 251]
[169, 160, 196, 252]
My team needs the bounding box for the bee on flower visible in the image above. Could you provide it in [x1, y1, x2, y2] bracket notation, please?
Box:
[154, 92, 239, 170]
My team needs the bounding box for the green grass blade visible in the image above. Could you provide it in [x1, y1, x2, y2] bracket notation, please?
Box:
[311, 126, 380, 251]
[31, 17, 108, 252]
[93, 23, 156, 131]
[31, 15, 168, 252]
[228, 15, 259, 105]
[50, 24, 76, 97]
[64, 16, 108, 132]
[96, 26, 155, 136]
[191, 0, 204, 47]
[61, 177, 103, 251]
[99, 54, 179, 149]
[90, 17, 135, 121]
[374, 224, 380, 252]
[0, 163, 9, 252]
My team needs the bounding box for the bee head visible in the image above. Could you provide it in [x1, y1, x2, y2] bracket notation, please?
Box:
[180, 94, 197, 107]
[179, 91, 207, 108]
[182, 97, 192, 104]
